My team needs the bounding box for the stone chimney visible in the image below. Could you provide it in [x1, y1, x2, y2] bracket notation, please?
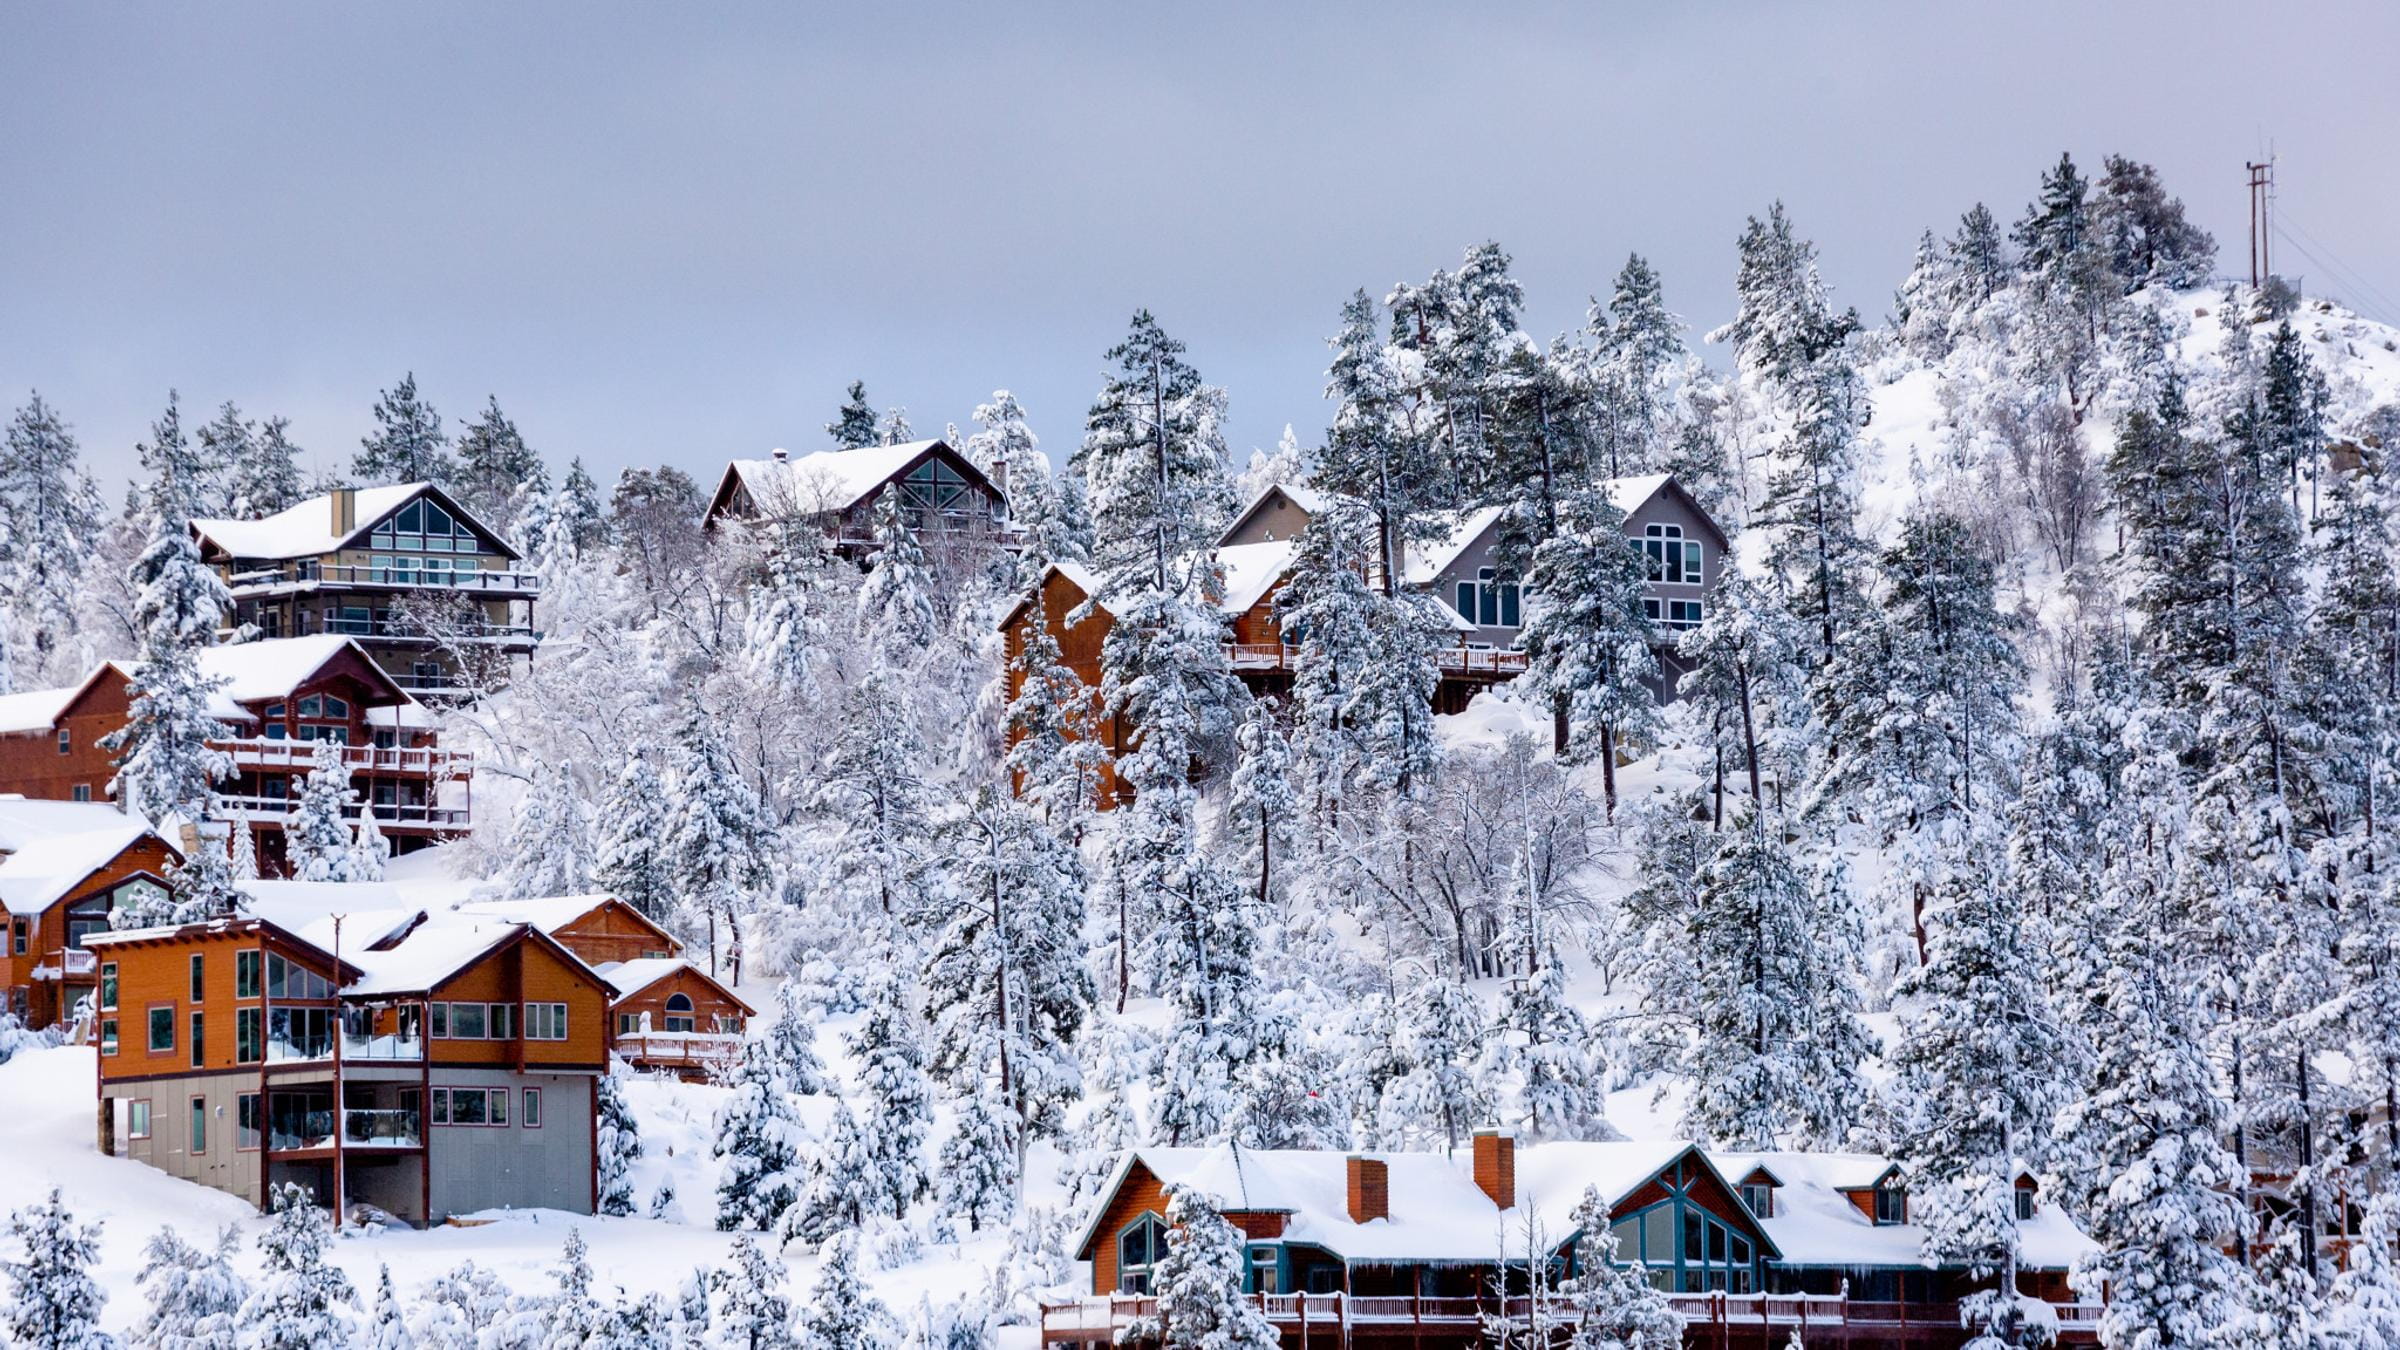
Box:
[1345, 1156, 1388, 1224]
[1473, 1130, 1515, 1211]
[331, 487, 357, 535]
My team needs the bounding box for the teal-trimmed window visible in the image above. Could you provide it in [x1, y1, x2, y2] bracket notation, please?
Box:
[1597, 1169, 1758, 1294]
[1246, 1243, 1280, 1294]
[1118, 1214, 1168, 1294]
[1739, 1182, 1774, 1218]
[1875, 1183, 1908, 1226]
[898, 457, 979, 518]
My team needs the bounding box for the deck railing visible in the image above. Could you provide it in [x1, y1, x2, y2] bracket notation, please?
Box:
[1223, 644, 1529, 677]
[214, 737, 470, 779]
[343, 1108, 422, 1147]
[218, 794, 469, 830]
[616, 1030, 744, 1073]
[227, 563, 543, 596]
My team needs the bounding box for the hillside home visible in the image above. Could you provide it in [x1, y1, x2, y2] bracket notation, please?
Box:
[453, 894, 754, 1077]
[192, 483, 540, 697]
[1046, 1132, 2100, 1350]
[703, 439, 1010, 560]
[84, 892, 615, 1225]
[0, 799, 180, 1030]
[0, 636, 470, 869]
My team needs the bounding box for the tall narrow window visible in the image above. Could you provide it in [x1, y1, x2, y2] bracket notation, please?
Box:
[190, 954, 205, 1003]
[189, 1097, 207, 1154]
[190, 1012, 204, 1068]
[236, 950, 261, 999]
[56, 727, 70, 755]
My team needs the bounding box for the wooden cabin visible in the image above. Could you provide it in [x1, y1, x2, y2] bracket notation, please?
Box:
[0, 799, 180, 1030]
[704, 439, 1010, 560]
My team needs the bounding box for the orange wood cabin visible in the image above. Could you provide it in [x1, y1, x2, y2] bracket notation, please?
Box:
[84, 901, 614, 1225]
[0, 636, 470, 871]
[1046, 1132, 2102, 1350]
[0, 800, 180, 1030]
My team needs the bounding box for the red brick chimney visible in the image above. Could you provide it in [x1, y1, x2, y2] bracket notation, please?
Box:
[1473, 1130, 1515, 1210]
[1346, 1156, 1389, 1223]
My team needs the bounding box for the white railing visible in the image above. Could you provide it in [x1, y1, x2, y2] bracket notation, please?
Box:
[228, 563, 542, 595]
[219, 794, 469, 829]
[342, 1029, 424, 1062]
[617, 1031, 744, 1072]
[215, 737, 470, 778]
[1221, 643, 1530, 676]
[31, 948, 96, 981]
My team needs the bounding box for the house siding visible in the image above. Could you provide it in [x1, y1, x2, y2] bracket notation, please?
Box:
[1, 835, 177, 1029]
[426, 1066, 595, 1218]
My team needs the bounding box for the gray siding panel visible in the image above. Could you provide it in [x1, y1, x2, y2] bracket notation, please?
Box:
[426, 1068, 595, 1219]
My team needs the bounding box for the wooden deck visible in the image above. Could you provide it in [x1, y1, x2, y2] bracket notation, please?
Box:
[1223, 644, 1528, 679]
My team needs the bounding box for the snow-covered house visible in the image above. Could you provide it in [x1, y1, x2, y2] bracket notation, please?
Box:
[0, 635, 471, 870]
[83, 890, 616, 1226]
[191, 483, 541, 697]
[703, 438, 1010, 558]
[0, 798, 180, 1030]
[1046, 1131, 2100, 1350]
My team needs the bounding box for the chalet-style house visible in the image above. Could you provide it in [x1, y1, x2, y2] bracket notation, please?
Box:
[1045, 1132, 2101, 1350]
[0, 635, 471, 869]
[1000, 476, 1727, 807]
[191, 483, 541, 696]
[0, 799, 180, 1030]
[452, 893, 753, 1078]
[704, 439, 1010, 559]
[85, 887, 616, 1225]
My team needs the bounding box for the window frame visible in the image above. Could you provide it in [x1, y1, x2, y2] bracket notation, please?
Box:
[1874, 1184, 1908, 1226]
[190, 953, 205, 1003]
[127, 1098, 151, 1140]
[100, 1017, 118, 1056]
[236, 1007, 263, 1064]
[189, 1096, 207, 1154]
[523, 1002, 567, 1041]
[236, 949, 261, 999]
[189, 1011, 204, 1068]
[237, 1093, 262, 1152]
[523, 1087, 542, 1128]
[1117, 1213, 1169, 1294]
[147, 1004, 176, 1054]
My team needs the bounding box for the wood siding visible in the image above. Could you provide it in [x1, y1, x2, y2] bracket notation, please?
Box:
[1, 835, 178, 1029]
[92, 924, 342, 1082]
[428, 933, 611, 1069]
[1001, 567, 1125, 807]
[546, 901, 680, 967]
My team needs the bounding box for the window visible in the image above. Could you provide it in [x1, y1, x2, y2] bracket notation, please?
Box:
[616, 1012, 638, 1036]
[238, 1094, 262, 1151]
[1453, 567, 1522, 628]
[190, 1097, 207, 1154]
[236, 950, 261, 999]
[489, 1004, 514, 1040]
[148, 1006, 175, 1053]
[429, 1003, 447, 1039]
[99, 963, 116, 1011]
[1246, 1244, 1279, 1294]
[190, 1012, 204, 1068]
[190, 954, 205, 1003]
[100, 1018, 117, 1055]
[2015, 1186, 2037, 1221]
[265, 954, 334, 1000]
[267, 1007, 335, 1059]
[1644, 598, 1704, 629]
[430, 1087, 512, 1127]
[9, 918, 22, 955]
[449, 1088, 488, 1126]
[127, 1100, 150, 1140]
[523, 1088, 542, 1128]
[69, 783, 91, 803]
[429, 1090, 449, 1125]
[1875, 1184, 1908, 1226]
[524, 1003, 569, 1041]
[1739, 1183, 1774, 1218]
[898, 457, 980, 519]
[1118, 1214, 1168, 1294]
[57, 727, 70, 754]
[663, 993, 694, 1034]
[452, 1003, 488, 1039]
[106, 881, 165, 937]
[1641, 523, 1703, 585]
[236, 1008, 263, 1064]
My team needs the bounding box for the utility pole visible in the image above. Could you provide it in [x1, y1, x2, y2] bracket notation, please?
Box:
[2247, 155, 2276, 287]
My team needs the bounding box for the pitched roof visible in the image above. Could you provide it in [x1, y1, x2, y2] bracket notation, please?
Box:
[1215, 539, 1301, 617]
[192, 483, 518, 562]
[0, 798, 172, 917]
[713, 440, 1003, 521]
[1217, 481, 1332, 547]
[451, 893, 682, 955]
[1708, 1150, 2094, 1271]
[1399, 474, 1722, 585]
[596, 956, 756, 1015]
[189, 635, 408, 706]
[0, 686, 83, 734]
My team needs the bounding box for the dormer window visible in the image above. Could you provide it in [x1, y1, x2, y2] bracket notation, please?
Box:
[1455, 567, 1522, 628]
[1874, 1183, 1908, 1226]
[1739, 1182, 1775, 1218]
[2014, 1179, 2038, 1221]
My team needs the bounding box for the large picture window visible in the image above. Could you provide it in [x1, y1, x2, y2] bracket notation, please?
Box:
[1118, 1214, 1168, 1294]
[1453, 567, 1521, 628]
[1602, 1196, 1756, 1294]
[1641, 522, 1703, 584]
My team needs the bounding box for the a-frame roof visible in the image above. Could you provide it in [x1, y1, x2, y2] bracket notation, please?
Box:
[193, 482, 521, 563]
[705, 439, 1005, 528]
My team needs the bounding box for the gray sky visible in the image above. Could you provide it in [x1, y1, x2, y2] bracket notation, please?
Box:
[5, 2, 2396, 495]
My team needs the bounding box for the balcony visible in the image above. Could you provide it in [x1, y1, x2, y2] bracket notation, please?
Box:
[343, 1108, 422, 1148]
[228, 562, 542, 600]
[1222, 643, 1529, 678]
[266, 1022, 423, 1064]
[616, 1030, 744, 1074]
[215, 737, 470, 779]
[221, 795, 470, 832]
[30, 948, 96, 982]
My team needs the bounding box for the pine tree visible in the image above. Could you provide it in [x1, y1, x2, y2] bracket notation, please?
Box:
[1520, 485, 1661, 805]
[796, 1234, 893, 1350]
[964, 389, 1040, 495]
[1385, 242, 1525, 498]
[558, 458, 608, 551]
[0, 393, 102, 669]
[1386, 976, 1490, 1152]
[1143, 835, 1263, 1146]
[1588, 253, 1687, 479]
[1675, 569, 1809, 821]
[744, 551, 823, 701]
[452, 396, 548, 529]
[813, 671, 930, 918]
[539, 1230, 602, 1350]
[1492, 949, 1609, 1143]
[664, 698, 768, 974]
[1558, 1186, 1682, 1350]
[924, 788, 1092, 1139]
[231, 417, 306, 517]
[2, 1188, 110, 1350]
[131, 1225, 247, 1350]
[1116, 1185, 1279, 1350]
[362, 1267, 412, 1350]
[848, 965, 933, 1216]
[1319, 289, 1447, 593]
[1002, 590, 1106, 827]
[757, 982, 830, 1096]
[789, 1101, 878, 1247]
[595, 1071, 642, 1218]
[354, 373, 452, 485]
[287, 741, 363, 883]
[1223, 698, 1298, 904]
[1274, 498, 1382, 813]
[826, 381, 879, 451]
[2328, 1194, 2400, 1344]
[104, 401, 235, 830]
[708, 1235, 798, 1350]
[493, 760, 593, 899]
[711, 1052, 807, 1233]
[238, 1185, 358, 1350]
[592, 752, 675, 922]
[2092, 155, 2216, 291]
[877, 407, 913, 446]
[936, 1073, 1020, 1234]
[192, 402, 258, 520]
[855, 488, 938, 662]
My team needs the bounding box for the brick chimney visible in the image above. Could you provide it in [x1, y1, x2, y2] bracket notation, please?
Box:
[331, 487, 356, 535]
[1346, 1156, 1388, 1224]
[1473, 1130, 1515, 1210]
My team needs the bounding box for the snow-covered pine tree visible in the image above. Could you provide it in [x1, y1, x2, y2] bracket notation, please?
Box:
[1064, 1017, 1148, 1205]
[1675, 568, 1808, 822]
[664, 698, 769, 975]
[964, 389, 1038, 493]
[814, 669, 932, 919]
[1385, 976, 1491, 1153]
[757, 982, 830, 1097]
[0, 394, 102, 675]
[856, 488, 938, 663]
[238, 1185, 358, 1350]
[451, 396, 548, 531]
[348, 808, 390, 884]
[1319, 288, 1447, 591]
[1680, 807, 1869, 1149]
[2327, 1193, 2400, 1344]
[1519, 483, 1660, 804]
[826, 381, 879, 451]
[130, 1224, 247, 1350]
[493, 760, 593, 899]
[877, 406, 913, 446]
[538, 1229, 601, 1350]
[1386, 242, 1526, 498]
[1116, 1184, 1279, 1350]
[1274, 497, 1381, 817]
[848, 964, 934, 1216]
[789, 1100, 878, 1247]
[796, 1233, 893, 1350]
[595, 1070, 642, 1218]
[287, 741, 363, 883]
[1558, 1185, 1682, 1350]
[592, 752, 675, 922]
[104, 401, 236, 833]
[191, 402, 258, 520]
[1491, 941, 1609, 1143]
[708, 1235, 798, 1350]
[744, 549, 823, 701]
[1145, 838, 1264, 1147]
[2, 1188, 109, 1350]
[231, 416, 305, 518]
[2092, 155, 2216, 292]
[557, 458, 608, 551]
[1356, 584, 1447, 800]
[1588, 253, 1688, 479]
[1002, 589, 1106, 829]
[1223, 697, 1298, 904]
[935, 1071, 1020, 1234]
[924, 787, 1092, 1140]
[1886, 842, 2070, 1349]
[361, 1266, 411, 1350]
[353, 373, 452, 486]
[710, 1052, 807, 1233]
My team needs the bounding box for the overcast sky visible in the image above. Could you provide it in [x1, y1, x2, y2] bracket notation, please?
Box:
[5, 2, 2396, 495]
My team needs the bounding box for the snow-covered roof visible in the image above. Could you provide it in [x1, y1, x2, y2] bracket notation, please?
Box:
[1401, 505, 1506, 586]
[449, 893, 622, 934]
[1709, 1150, 2094, 1271]
[594, 957, 695, 1003]
[193, 635, 399, 705]
[1218, 481, 1334, 546]
[191, 483, 517, 562]
[0, 799, 169, 917]
[0, 687, 82, 735]
[231, 884, 589, 997]
[1215, 540, 1300, 616]
[722, 441, 987, 517]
